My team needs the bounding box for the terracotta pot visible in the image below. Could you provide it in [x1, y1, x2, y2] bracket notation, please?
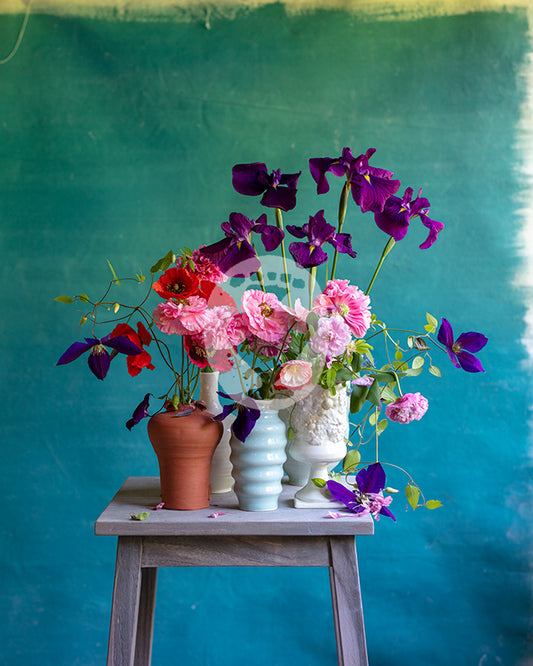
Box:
[147, 403, 223, 510]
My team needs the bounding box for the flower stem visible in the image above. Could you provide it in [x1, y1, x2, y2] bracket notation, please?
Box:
[308, 266, 316, 309]
[275, 207, 292, 308]
[365, 237, 396, 295]
[330, 179, 350, 281]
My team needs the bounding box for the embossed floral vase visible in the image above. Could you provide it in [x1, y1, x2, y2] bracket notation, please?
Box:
[147, 403, 223, 510]
[288, 385, 349, 508]
[229, 400, 287, 511]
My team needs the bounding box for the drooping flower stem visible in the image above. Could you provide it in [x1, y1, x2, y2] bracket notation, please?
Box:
[275, 207, 292, 308]
[330, 179, 350, 281]
[231, 350, 248, 396]
[365, 237, 396, 295]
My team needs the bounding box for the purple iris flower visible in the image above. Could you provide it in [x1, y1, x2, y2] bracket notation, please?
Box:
[374, 187, 444, 249]
[57, 334, 143, 380]
[326, 463, 395, 521]
[232, 163, 301, 212]
[199, 212, 283, 278]
[309, 147, 401, 213]
[126, 393, 151, 430]
[437, 318, 488, 373]
[214, 391, 260, 441]
[286, 210, 357, 269]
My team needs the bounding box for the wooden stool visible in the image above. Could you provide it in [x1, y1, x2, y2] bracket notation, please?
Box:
[95, 477, 374, 666]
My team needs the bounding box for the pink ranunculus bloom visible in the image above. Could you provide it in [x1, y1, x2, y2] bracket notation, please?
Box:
[196, 305, 241, 351]
[313, 279, 371, 338]
[309, 314, 352, 365]
[191, 247, 228, 284]
[153, 296, 208, 335]
[279, 298, 310, 334]
[274, 360, 313, 391]
[241, 289, 291, 343]
[385, 392, 429, 424]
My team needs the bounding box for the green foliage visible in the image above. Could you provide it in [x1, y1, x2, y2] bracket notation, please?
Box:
[54, 295, 73, 304]
[343, 448, 361, 471]
[150, 250, 175, 274]
[130, 511, 149, 521]
[405, 484, 420, 510]
[311, 478, 327, 488]
[426, 500, 443, 510]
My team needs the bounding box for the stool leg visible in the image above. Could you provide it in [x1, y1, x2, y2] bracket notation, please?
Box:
[328, 536, 369, 666]
[134, 567, 158, 666]
[107, 536, 143, 666]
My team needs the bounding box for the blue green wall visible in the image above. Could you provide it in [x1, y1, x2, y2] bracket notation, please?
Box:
[1, 4, 532, 665]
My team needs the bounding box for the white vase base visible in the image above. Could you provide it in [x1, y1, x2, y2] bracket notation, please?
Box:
[293, 496, 345, 509]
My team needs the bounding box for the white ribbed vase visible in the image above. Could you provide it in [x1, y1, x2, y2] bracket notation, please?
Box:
[199, 371, 234, 494]
[229, 400, 287, 511]
[289, 385, 349, 508]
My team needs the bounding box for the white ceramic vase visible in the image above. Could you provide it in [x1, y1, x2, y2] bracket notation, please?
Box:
[199, 371, 234, 494]
[229, 400, 287, 511]
[289, 384, 349, 508]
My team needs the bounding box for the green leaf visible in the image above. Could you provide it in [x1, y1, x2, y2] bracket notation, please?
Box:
[113, 302, 120, 314]
[424, 312, 438, 333]
[407, 336, 415, 349]
[311, 478, 327, 488]
[369, 370, 397, 384]
[377, 419, 388, 435]
[107, 260, 121, 285]
[54, 295, 73, 304]
[412, 356, 425, 369]
[343, 448, 361, 471]
[326, 366, 336, 387]
[287, 426, 294, 441]
[405, 484, 420, 510]
[394, 348, 403, 361]
[426, 500, 443, 510]
[366, 378, 382, 408]
[150, 250, 175, 274]
[429, 365, 442, 378]
[136, 272, 146, 283]
[369, 410, 378, 426]
[78, 316, 87, 327]
[130, 511, 149, 521]
[351, 353, 363, 373]
[350, 384, 370, 414]
[78, 293, 89, 303]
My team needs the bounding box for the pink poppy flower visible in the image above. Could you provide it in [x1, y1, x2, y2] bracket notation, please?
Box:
[279, 298, 310, 334]
[309, 315, 352, 364]
[274, 360, 313, 391]
[313, 279, 371, 338]
[385, 392, 428, 424]
[153, 296, 208, 335]
[241, 290, 291, 344]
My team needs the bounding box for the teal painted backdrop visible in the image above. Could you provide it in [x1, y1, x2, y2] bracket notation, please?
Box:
[1, 4, 532, 665]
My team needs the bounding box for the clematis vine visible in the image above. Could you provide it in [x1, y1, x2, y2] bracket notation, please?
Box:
[437, 318, 488, 373]
[126, 392, 151, 430]
[287, 210, 357, 269]
[214, 391, 261, 442]
[326, 463, 395, 521]
[374, 187, 444, 249]
[57, 334, 143, 380]
[110, 322, 154, 377]
[200, 212, 283, 278]
[309, 147, 401, 214]
[232, 162, 301, 211]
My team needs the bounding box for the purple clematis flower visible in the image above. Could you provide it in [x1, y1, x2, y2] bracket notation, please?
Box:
[232, 162, 301, 212]
[374, 187, 444, 249]
[286, 210, 357, 269]
[437, 318, 488, 373]
[126, 393, 151, 430]
[214, 391, 261, 442]
[309, 147, 401, 213]
[57, 334, 143, 380]
[326, 463, 395, 521]
[199, 212, 283, 278]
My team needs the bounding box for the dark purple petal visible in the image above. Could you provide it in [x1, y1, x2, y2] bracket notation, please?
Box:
[260, 185, 298, 211]
[217, 241, 260, 278]
[454, 331, 488, 353]
[309, 157, 338, 194]
[286, 224, 307, 239]
[253, 214, 285, 252]
[356, 463, 386, 494]
[326, 480, 364, 513]
[456, 350, 485, 373]
[379, 505, 396, 521]
[374, 196, 411, 241]
[87, 345, 111, 380]
[437, 318, 455, 348]
[329, 233, 357, 258]
[213, 403, 237, 422]
[289, 242, 329, 269]
[227, 212, 256, 238]
[279, 171, 301, 189]
[57, 339, 97, 365]
[419, 213, 444, 249]
[199, 237, 235, 265]
[102, 334, 143, 356]
[232, 405, 261, 442]
[351, 174, 402, 214]
[232, 163, 268, 196]
[308, 210, 336, 245]
[126, 393, 151, 430]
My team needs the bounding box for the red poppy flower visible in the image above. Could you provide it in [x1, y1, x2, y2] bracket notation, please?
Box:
[153, 267, 201, 300]
[110, 322, 155, 377]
